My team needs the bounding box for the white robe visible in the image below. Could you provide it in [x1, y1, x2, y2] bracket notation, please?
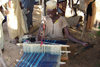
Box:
[7, 0, 28, 39]
[44, 16, 68, 39]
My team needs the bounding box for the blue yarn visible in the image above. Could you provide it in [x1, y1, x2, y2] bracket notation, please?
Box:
[15, 53, 26, 67]
[34, 53, 45, 67]
[19, 53, 30, 67]
[30, 53, 40, 67]
[22, 53, 33, 67]
[26, 52, 37, 66]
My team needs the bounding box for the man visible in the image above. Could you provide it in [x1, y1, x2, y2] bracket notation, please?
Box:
[20, 0, 35, 30]
[38, 0, 89, 47]
[0, 3, 7, 67]
[7, 0, 27, 43]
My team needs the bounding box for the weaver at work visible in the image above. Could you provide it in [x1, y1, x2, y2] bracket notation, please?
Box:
[37, 0, 89, 47]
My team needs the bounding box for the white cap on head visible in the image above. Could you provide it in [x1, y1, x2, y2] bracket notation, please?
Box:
[51, 0, 57, 2]
[46, 0, 57, 10]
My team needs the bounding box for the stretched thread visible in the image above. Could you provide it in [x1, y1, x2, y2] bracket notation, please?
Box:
[43, 40, 67, 45]
[15, 53, 26, 67]
[26, 52, 37, 67]
[34, 53, 45, 67]
[30, 53, 40, 67]
[36, 53, 59, 67]
[19, 53, 30, 67]
[16, 53, 60, 67]
[43, 40, 56, 44]
[26, 46, 44, 66]
[21, 53, 33, 67]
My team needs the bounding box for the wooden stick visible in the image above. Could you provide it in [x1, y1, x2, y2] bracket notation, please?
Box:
[69, 0, 71, 7]
[17, 43, 70, 47]
[81, 13, 87, 39]
[61, 51, 71, 53]
[76, 0, 79, 4]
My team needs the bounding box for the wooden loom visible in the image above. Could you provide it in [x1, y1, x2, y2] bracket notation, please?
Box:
[16, 41, 70, 67]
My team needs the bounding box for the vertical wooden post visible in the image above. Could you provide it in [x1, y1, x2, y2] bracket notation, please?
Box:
[44, 0, 46, 16]
[42, 0, 44, 16]
[41, 0, 46, 16]
[57, 0, 59, 13]
[69, 0, 71, 7]
[76, 0, 79, 4]
[72, 0, 73, 7]
[39, 0, 42, 5]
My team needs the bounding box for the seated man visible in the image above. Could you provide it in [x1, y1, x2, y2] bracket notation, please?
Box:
[37, 1, 88, 47]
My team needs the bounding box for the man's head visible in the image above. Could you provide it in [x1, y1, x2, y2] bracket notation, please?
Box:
[46, 0, 57, 17]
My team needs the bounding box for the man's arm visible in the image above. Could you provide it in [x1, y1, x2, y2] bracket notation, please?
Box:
[64, 27, 87, 46]
[36, 16, 46, 41]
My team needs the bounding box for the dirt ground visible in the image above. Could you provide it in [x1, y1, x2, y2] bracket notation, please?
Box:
[1, 1, 100, 67]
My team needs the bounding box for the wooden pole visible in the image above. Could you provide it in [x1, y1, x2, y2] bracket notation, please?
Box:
[81, 14, 87, 39]
[39, 0, 42, 5]
[76, 0, 79, 4]
[69, 0, 71, 7]
[41, 0, 46, 16]
[44, 0, 46, 16]
[41, 0, 44, 17]
[72, 0, 73, 7]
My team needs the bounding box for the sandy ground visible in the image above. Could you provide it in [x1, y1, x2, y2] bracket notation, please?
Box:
[0, 1, 100, 67]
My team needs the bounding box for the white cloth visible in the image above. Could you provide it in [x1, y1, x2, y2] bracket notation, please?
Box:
[0, 12, 4, 49]
[46, 1, 57, 10]
[65, 6, 75, 18]
[22, 9, 29, 33]
[79, 0, 87, 12]
[44, 16, 68, 39]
